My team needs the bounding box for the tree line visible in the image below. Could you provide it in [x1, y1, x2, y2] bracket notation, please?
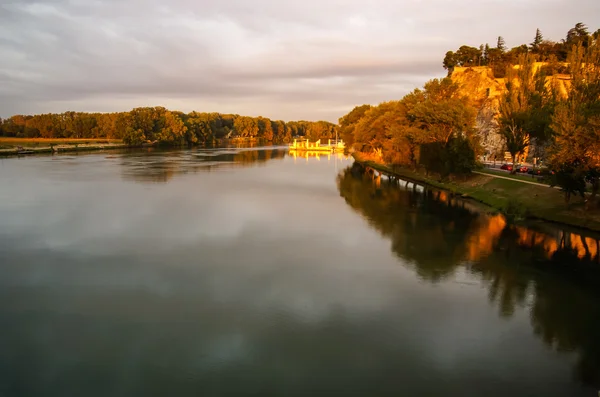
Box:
[443, 23, 600, 77]
[340, 77, 479, 178]
[497, 37, 600, 204]
[341, 24, 600, 206]
[0, 108, 337, 146]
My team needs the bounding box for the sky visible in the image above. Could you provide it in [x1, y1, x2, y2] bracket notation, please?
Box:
[1, 0, 599, 122]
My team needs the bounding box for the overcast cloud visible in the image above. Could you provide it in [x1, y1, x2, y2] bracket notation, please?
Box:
[1, 0, 599, 121]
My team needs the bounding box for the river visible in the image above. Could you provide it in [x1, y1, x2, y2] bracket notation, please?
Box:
[0, 146, 599, 396]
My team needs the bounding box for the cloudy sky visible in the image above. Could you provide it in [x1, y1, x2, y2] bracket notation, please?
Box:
[1, 0, 599, 122]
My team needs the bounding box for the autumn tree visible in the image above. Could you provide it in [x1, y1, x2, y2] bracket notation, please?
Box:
[343, 78, 478, 176]
[407, 79, 478, 176]
[548, 40, 600, 205]
[352, 101, 398, 157]
[338, 105, 371, 147]
[156, 112, 187, 145]
[498, 54, 537, 173]
[233, 116, 259, 138]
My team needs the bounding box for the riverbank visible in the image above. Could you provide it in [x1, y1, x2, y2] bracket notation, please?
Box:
[0, 138, 130, 157]
[353, 153, 600, 232]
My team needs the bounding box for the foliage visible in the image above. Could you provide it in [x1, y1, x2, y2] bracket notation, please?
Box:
[498, 54, 535, 171]
[419, 136, 477, 177]
[530, 29, 543, 53]
[548, 39, 600, 204]
[548, 162, 587, 204]
[342, 78, 479, 177]
[443, 23, 596, 78]
[338, 105, 371, 147]
[0, 108, 336, 147]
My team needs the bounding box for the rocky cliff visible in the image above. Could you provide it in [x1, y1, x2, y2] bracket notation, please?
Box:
[450, 66, 505, 157]
[450, 64, 571, 159]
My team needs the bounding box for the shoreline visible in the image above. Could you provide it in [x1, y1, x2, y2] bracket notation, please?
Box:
[352, 153, 600, 233]
[0, 142, 132, 157]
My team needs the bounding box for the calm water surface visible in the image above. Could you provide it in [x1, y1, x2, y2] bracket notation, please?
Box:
[0, 147, 599, 396]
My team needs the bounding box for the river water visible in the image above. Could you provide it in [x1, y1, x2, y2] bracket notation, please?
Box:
[0, 146, 599, 396]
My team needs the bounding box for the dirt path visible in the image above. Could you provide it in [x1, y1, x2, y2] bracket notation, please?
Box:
[473, 171, 555, 188]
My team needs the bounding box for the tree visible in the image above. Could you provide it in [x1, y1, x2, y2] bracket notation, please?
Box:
[443, 51, 457, 72]
[497, 36, 507, 52]
[565, 23, 590, 48]
[338, 104, 371, 147]
[404, 79, 478, 176]
[408, 79, 476, 145]
[123, 127, 145, 146]
[263, 120, 274, 141]
[548, 40, 600, 205]
[498, 54, 537, 173]
[233, 116, 259, 138]
[157, 111, 187, 146]
[352, 101, 398, 156]
[530, 28, 543, 53]
[187, 112, 215, 143]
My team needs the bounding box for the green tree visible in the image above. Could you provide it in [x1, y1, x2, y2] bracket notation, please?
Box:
[187, 112, 214, 143]
[498, 54, 536, 173]
[157, 112, 187, 145]
[548, 40, 600, 205]
[565, 23, 590, 48]
[123, 127, 145, 146]
[497, 36, 507, 52]
[443, 51, 457, 72]
[530, 28, 543, 53]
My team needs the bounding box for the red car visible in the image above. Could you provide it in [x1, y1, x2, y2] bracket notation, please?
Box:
[500, 164, 513, 171]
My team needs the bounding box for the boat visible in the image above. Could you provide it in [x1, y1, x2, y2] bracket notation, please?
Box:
[288, 139, 345, 153]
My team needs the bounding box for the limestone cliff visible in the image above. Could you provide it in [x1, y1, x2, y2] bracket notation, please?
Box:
[450, 64, 571, 158]
[450, 66, 505, 157]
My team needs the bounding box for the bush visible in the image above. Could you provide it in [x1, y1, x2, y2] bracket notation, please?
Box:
[503, 198, 527, 221]
[548, 162, 587, 204]
[419, 136, 477, 178]
[122, 128, 145, 146]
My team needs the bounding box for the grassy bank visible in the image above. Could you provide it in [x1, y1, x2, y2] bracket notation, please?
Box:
[353, 153, 600, 232]
[0, 138, 129, 157]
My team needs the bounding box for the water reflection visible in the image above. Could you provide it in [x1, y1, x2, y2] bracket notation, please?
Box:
[288, 150, 351, 163]
[119, 147, 288, 183]
[337, 162, 600, 389]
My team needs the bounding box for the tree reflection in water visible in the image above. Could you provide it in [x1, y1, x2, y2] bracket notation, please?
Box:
[119, 147, 287, 183]
[336, 162, 600, 389]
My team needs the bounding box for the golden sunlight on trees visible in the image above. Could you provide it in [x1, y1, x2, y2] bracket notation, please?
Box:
[0, 108, 336, 147]
[342, 78, 478, 177]
[548, 40, 600, 205]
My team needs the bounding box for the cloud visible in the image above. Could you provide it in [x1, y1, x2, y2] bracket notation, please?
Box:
[1, 0, 599, 121]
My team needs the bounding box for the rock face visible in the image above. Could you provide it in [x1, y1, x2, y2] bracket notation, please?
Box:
[450, 64, 572, 160]
[450, 66, 506, 158]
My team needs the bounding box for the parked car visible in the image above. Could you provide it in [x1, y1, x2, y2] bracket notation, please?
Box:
[516, 165, 529, 173]
[527, 167, 554, 176]
[500, 163, 513, 171]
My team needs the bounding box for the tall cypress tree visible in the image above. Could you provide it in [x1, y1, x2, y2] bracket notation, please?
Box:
[530, 28, 543, 52]
[497, 36, 506, 52]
